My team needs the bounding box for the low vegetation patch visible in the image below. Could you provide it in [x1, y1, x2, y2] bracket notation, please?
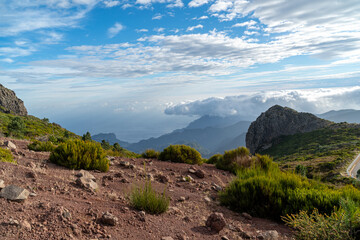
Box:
[130, 180, 169, 214]
[219, 154, 360, 221]
[28, 140, 56, 152]
[283, 198, 360, 240]
[159, 144, 202, 165]
[141, 149, 160, 159]
[0, 148, 16, 164]
[49, 139, 109, 172]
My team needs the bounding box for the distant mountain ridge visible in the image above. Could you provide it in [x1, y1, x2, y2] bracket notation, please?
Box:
[93, 115, 251, 157]
[317, 109, 360, 124]
[92, 133, 130, 148]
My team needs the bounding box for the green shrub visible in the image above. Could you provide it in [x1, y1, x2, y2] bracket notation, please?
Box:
[295, 164, 307, 177]
[113, 143, 123, 152]
[7, 117, 25, 137]
[216, 147, 251, 173]
[130, 180, 169, 214]
[159, 145, 202, 165]
[101, 140, 111, 150]
[283, 198, 360, 240]
[28, 140, 56, 152]
[49, 139, 109, 172]
[219, 155, 360, 221]
[0, 148, 16, 164]
[141, 149, 160, 159]
[82, 131, 92, 141]
[207, 154, 223, 164]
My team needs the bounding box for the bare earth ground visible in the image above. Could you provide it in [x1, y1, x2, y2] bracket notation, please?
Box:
[0, 138, 294, 240]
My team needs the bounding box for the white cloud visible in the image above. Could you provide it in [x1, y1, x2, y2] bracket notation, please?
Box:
[108, 23, 125, 38]
[136, 29, 149, 33]
[152, 14, 163, 20]
[135, 0, 183, 8]
[1, 58, 14, 63]
[232, 20, 257, 27]
[186, 24, 203, 31]
[103, 0, 120, 7]
[0, 1, 98, 37]
[154, 27, 165, 32]
[189, 0, 210, 8]
[244, 30, 259, 35]
[165, 87, 360, 117]
[193, 16, 209, 20]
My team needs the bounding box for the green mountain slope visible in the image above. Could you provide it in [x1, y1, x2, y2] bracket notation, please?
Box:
[0, 111, 78, 140]
[261, 123, 360, 184]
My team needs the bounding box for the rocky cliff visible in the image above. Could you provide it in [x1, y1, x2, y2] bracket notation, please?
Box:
[246, 105, 331, 154]
[0, 84, 27, 116]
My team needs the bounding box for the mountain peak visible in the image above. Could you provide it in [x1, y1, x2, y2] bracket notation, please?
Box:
[246, 105, 332, 154]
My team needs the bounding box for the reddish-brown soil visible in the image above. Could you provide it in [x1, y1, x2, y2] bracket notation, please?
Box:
[0, 138, 294, 240]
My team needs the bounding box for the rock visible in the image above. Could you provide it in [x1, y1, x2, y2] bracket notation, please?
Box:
[188, 168, 196, 174]
[241, 212, 252, 220]
[76, 177, 99, 192]
[7, 218, 20, 226]
[178, 196, 186, 202]
[26, 171, 37, 179]
[0, 185, 30, 201]
[204, 197, 211, 202]
[0, 179, 5, 189]
[5, 141, 16, 150]
[195, 169, 205, 178]
[221, 236, 230, 240]
[258, 230, 279, 240]
[212, 183, 222, 191]
[156, 174, 169, 183]
[119, 161, 130, 168]
[0, 84, 28, 116]
[60, 207, 72, 219]
[100, 212, 118, 226]
[137, 211, 146, 222]
[20, 220, 32, 231]
[186, 175, 194, 182]
[75, 170, 96, 181]
[161, 237, 174, 240]
[246, 105, 332, 154]
[205, 212, 226, 233]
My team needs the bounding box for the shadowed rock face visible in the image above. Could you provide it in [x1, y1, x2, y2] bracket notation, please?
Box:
[246, 105, 332, 154]
[0, 84, 27, 116]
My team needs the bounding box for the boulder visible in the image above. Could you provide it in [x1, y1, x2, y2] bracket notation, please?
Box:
[195, 169, 205, 178]
[0, 185, 30, 201]
[75, 170, 96, 181]
[100, 212, 118, 226]
[5, 141, 16, 150]
[206, 212, 226, 233]
[246, 105, 332, 154]
[0, 84, 28, 116]
[76, 177, 98, 192]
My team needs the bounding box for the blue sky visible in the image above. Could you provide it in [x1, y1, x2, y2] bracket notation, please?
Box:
[1, 0, 360, 142]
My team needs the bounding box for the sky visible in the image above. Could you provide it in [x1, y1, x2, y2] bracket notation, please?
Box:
[1, 0, 360, 142]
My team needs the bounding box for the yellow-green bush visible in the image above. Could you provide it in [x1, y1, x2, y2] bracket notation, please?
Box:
[158, 144, 202, 165]
[28, 140, 56, 152]
[207, 153, 223, 164]
[141, 149, 160, 159]
[0, 148, 16, 164]
[219, 155, 360, 221]
[49, 139, 109, 172]
[215, 147, 251, 173]
[283, 198, 360, 240]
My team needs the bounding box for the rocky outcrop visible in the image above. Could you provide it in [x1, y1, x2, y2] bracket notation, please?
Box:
[0, 84, 27, 116]
[246, 105, 332, 154]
